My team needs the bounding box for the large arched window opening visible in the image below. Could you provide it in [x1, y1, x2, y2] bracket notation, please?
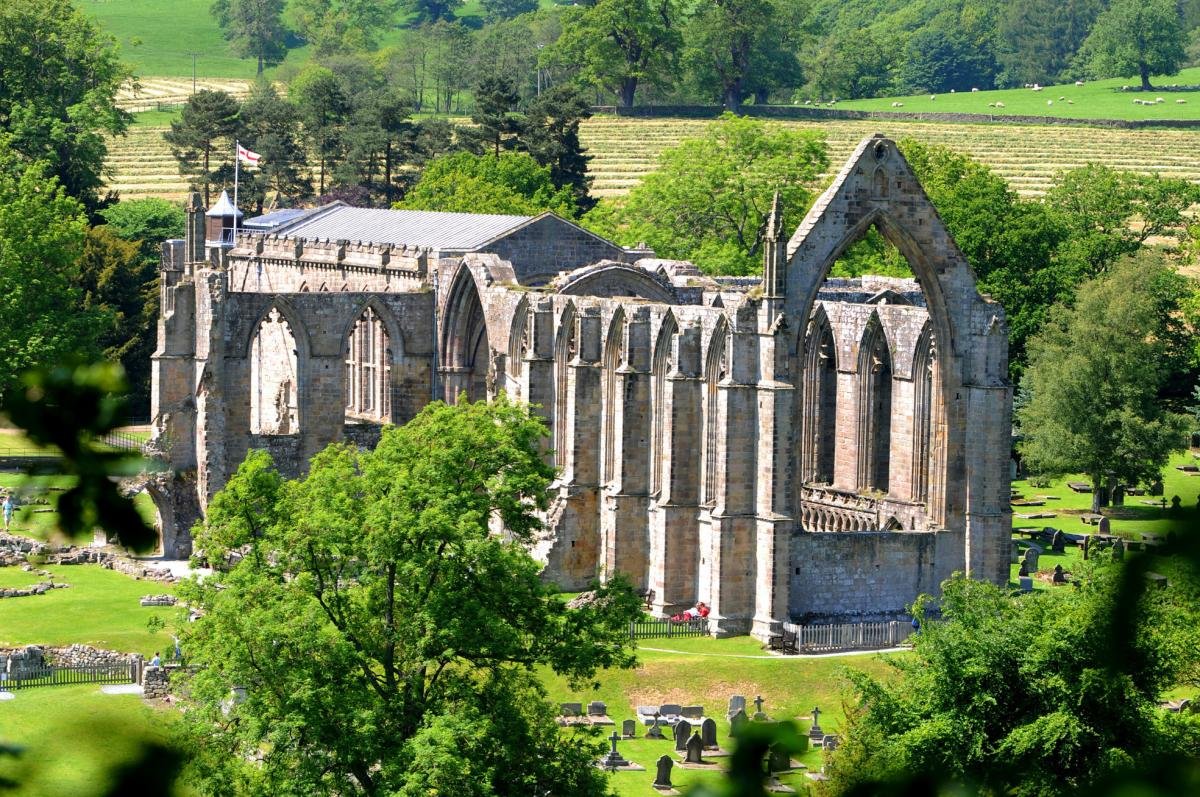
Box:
[441, 268, 490, 404]
[601, 309, 626, 484]
[912, 325, 939, 503]
[702, 323, 727, 506]
[649, 313, 678, 496]
[800, 311, 837, 485]
[858, 316, 892, 494]
[345, 306, 392, 424]
[250, 306, 299, 435]
[553, 303, 578, 471]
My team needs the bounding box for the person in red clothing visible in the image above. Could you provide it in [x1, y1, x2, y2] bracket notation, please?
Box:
[671, 602, 710, 622]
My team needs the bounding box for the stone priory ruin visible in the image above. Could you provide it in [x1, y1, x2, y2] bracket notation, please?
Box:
[147, 134, 1012, 639]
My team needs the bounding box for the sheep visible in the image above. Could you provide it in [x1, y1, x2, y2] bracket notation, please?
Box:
[987, 102, 996, 108]
[1058, 96, 1066, 101]
[1156, 97, 1165, 103]
[929, 94, 936, 101]
[1032, 84, 1042, 91]
[995, 101, 1006, 108]
[971, 87, 979, 92]
[1075, 80, 1085, 87]
[1067, 99, 1075, 105]
[1047, 99, 1054, 106]
[1177, 99, 1187, 104]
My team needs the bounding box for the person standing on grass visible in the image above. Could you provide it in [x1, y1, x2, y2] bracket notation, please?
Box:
[150, 652, 161, 667]
[2, 494, 13, 531]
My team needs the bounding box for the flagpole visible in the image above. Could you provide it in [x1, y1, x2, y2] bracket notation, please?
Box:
[233, 140, 240, 244]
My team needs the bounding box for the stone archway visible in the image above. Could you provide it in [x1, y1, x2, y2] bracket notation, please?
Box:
[440, 266, 490, 404]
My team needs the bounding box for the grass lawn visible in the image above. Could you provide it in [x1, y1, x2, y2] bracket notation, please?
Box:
[0, 563, 178, 656]
[542, 636, 906, 795]
[835, 67, 1200, 121]
[0, 684, 175, 797]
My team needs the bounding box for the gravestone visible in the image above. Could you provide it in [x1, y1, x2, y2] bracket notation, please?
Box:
[587, 700, 607, 716]
[646, 712, 666, 739]
[1113, 538, 1125, 561]
[1171, 495, 1182, 513]
[808, 706, 824, 740]
[1018, 561, 1029, 577]
[1112, 485, 1125, 506]
[1019, 576, 1033, 592]
[653, 755, 674, 789]
[681, 705, 704, 719]
[560, 702, 582, 717]
[622, 719, 637, 739]
[1150, 480, 1163, 497]
[823, 735, 840, 751]
[1051, 530, 1065, 553]
[674, 720, 692, 752]
[728, 694, 746, 716]
[752, 695, 769, 721]
[1022, 548, 1039, 572]
[599, 730, 629, 769]
[1082, 535, 1090, 560]
[685, 732, 705, 764]
[730, 709, 749, 737]
[1052, 565, 1067, 584]
[1097, 517, 1110, 535]
[768, 742, 791, 772]
[701, 717, 718, 749]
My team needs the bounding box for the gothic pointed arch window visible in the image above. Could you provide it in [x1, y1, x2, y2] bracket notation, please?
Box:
[702, 322, 728, 506]
[345, 305, 392, 423]
[800, 309, 837, 485]
[553, 303, 578, 470]
[250, 306, 299, 435]
[650, 313, 678, 496]
[912, 325, 940, 503]
[601, 308, 626, 484]
[858, 315, 893, 494]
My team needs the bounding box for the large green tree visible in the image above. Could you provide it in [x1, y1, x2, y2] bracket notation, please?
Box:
[1017, 257, 1191, 510]
[0, 0, 131, 213]
[551, 0, 682, 108]
[0, 145, 104, 400]
[176, 398, 639, 796]
[523, 84, 595, 214]
[211, 0, 289, 75]
[587, 113, 827, 275]
[288, 0, 404, 53]
[397, 151, 576, 216]
[825, 567, 1200, 796]
[292, 65, 353, 196]
[164, 90, 241, 206]
[1076, 0, 1186, 90]
[996, 0, 1103, 87]
[237, 81, 314, 210]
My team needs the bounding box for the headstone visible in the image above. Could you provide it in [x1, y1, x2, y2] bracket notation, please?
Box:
[730, 708, 749, 737]
[1097, 516, 1111, 535]
[808, 706, 824, 740]
[1019, 576, 1033, 592]
[1082, 535, 1091, 560]
[622, 719, 637, 739]
[560, 702, 582, 717]
[1022, 547, 1039, 572]
[653, 755, 674, 789]
[1051, 530, 1065, 553]
[599, 730, 629, 769]
[822, 735, 840, 752]
[701, 717, 718, 749]
[587, 700, 607, 716]
[1112, 485, 1125, 506]
[753, 695, 768, 721]
[681, 705, 704, 719]
[728, 694, 746, 715]
[674, 719, 692, 751]
[1018, 561, 1029, 577]
[1052, 565, 1066, 584]
[660, 703, 682, 718]
[685, 732, 705, 764]
[1150, 480, 1163, 497]
[1171, 495, 1182, 513]
[768, 742, 791, 772]
[1112, 538, 1125, 561]
[646, 712, 666, 739]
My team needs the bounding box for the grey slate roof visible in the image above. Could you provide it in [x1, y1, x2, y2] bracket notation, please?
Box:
[243, 207, 315, 232]
[263, 203, 535, 250]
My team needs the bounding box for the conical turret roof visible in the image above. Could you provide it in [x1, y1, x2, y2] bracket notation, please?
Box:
[206, 190, 243, 218]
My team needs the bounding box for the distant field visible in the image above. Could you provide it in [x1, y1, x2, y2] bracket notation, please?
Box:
[836, 67, 1200, 122]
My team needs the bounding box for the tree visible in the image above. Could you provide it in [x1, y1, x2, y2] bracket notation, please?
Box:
[897, 24, 997, 94]
[523, 85, 595, 214]
[551, 0, 682, 108]
[1076, 0, 1186, 91]
[463, 77, 525, 158]
[164, 90, 241, 206]
[0, 145, 104, 400]
[824, 567, 1200, 796]
[176, 398, 640, 796]
[996, 0, 1103, 87]
[340, 88, 416, 205]
[0, 0, 131, 213]
[404, 0, 462, 25]
[292, 65, 353, 195]
[1017, 258, 1191, 511]
[397, 151, 577, 216]
[802, 27, 895, 100]
[237, 81, 314, 210]
[587, 114, 826, 275]
[682, 0, 802, 110]
[211, 0, 289, 75]
[480, 0, 537, 23]
[288, 0, 404, 53]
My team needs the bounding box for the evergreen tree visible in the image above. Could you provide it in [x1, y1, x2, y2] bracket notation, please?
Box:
[210, 0, 289, 75]
[464, 77, 525, 157]
[238, 81, 313, 210]
[292, 66, 353, 196]
[164, 90, 241, 206]
[524, 85, 595, 214]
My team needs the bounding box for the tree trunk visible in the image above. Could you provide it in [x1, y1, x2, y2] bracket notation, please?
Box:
[618, 77, 638, 109]
[1091, 475, 1103, 514]
[257, 53, 264, 76]
[723, 84, 742, 114]
[1140, 65, 1153, 91]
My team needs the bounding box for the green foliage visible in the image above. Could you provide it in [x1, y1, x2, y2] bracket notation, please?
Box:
[587, 114, 826, 275]
[551, 0, 682, 108]
[1017, 258, 1191, 507]
[524, 84, 596, 214]
[287, 0, 404, 54]
[0, 0, 131, 212]
[682, 0, 802, 110]
[176, 397, 640, 795]
[163, 90, 242, 206]
[463, 76, 525, 157]
[99, 199, 187, 265]
[823, 567, 1200, 796]
[480, 0, 537, 23]
[995, 0, 1102, 87]
[0, 147, 104, 398]
[292, 65, 353, 195]
[1076, 0, 1187, 90]
[398, 151, 577, 215]
[211, 0, 289, 74]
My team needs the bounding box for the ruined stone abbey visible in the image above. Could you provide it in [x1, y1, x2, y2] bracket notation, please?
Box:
[149, 135, 1012, 638]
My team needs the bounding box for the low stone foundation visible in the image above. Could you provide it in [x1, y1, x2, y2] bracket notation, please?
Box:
[0, 644, 141, 676]
[0, 533, 177, 583]
[0, 581, 69, 598]
[142, 666, 171, 700]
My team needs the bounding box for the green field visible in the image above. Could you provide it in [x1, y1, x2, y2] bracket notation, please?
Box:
[836, 67, 1200, 121]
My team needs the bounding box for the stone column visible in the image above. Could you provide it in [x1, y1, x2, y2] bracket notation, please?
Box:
[648, 324, 702, 617]
[964, 382, 1012, 585]
[600, 308, 651, 589]
[832, 368, 860, 491]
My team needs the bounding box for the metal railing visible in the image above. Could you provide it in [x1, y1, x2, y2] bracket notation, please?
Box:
[2, 662, 136, 690]
[778, 620, 913, 653]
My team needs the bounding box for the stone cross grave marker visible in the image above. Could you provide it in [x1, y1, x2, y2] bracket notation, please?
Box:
[685, 732, 705, 764]
[753, 695, 768, 721]
[701, 717, 718, 749]
[646, 711, 665, 739]
[622, 719, 636, 739]
[653, 754, 674, 789]
[809, 706, 824, 739]
[600, 730, 629, 769]
[674, 719, 692, 751]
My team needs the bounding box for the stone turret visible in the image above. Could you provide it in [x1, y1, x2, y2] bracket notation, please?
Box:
[762, 191, 786, 299]
[204, 190, 243, 257]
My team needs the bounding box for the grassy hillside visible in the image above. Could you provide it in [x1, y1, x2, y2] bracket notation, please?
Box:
[836, 68, 1200, 121]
